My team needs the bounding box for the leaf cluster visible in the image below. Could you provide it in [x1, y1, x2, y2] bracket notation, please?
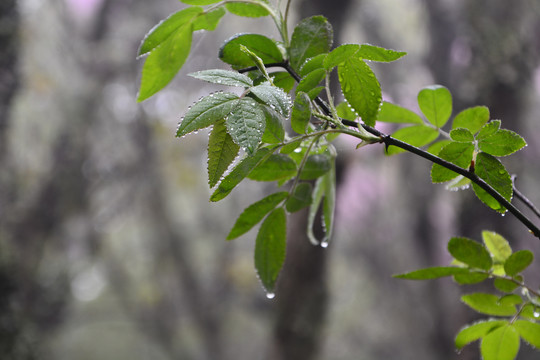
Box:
[395, 231, 540, 359]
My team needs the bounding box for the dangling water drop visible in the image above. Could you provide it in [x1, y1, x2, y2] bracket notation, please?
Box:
[534, 311, 540, 318]
[266, 292, 275, 299]
[320, 240, 329, 248]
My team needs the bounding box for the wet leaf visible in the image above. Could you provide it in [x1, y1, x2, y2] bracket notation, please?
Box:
[461, 293, 517, 316]
[226, 97, 266, 154]
[192, 7, 226, 31]
[208, 120, 240, 188]
[514, 320, 540, 349]
[478, 129, 527, 157]
[286, 183, 313, 212]
[227, 192, 288, 240]
[290, 16, 333, 70]
[504, 250, 534, 276]
[247, 154, 297, 181]
[480, 324, 519, 360]
[448, 237, 493, 270]
[177, 92, 239, 137]
[189, 69, 253, 87]
[472, 152, 512, 213]
[299, 154, 332, 180]
[386, 125, 439, 155]
[376, 101, 423, 124]
[417, 85, 452, 128]
[430, 142, 474, 183]
[225, 2, 270, 17]
[219, 33, 283, 69]
[250, 83, 291, 117]
[482, 231, 512, 264]
[291, 92, 311, 134]
[255, 208, 287, 293]
[394, 266, 471, 280]
[455, 320, 507, 350]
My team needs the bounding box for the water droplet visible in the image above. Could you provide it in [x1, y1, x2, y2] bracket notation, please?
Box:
[266, 292, 275, 299]
[320, 240, 329, 248]
[534, 311, 540, 318]
[293, 148, 302, 153]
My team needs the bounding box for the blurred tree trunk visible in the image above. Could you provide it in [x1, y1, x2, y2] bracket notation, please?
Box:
[270, 1, 352, 359]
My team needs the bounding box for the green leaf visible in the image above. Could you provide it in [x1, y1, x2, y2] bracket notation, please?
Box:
[478, 129, 527, 157]
[247, 154, 297, 181]
[249, 83, 291, 117]
[472, 152, 512, 213]
[296, 68, 326, 95]
[286, 183, 313, 213]
[453, 272, 489, 285]
[227, 191, 288, 240]
[138, 7, 202, 56]
[280, 138, 302, 154]
[299, 53, 327, 77]
[514, 320, 540, 349]
[461, 293, 517, 316]
[210, 147, 271, 201]
[219, 33, 283, 69]
[225, 2, 270, 17]
[455, 320, 507, 350]
[427, 140, 452, 155]
[180, 0, 221, 5]
[499, 294, 522, 307]
[336, 102, 358, 121]
[477, 120, 501, 140]
[376, 101, 423, 124]
[394, 266, 471, 280]
[481, 324, 520, 360]
[450, 128, 474, 142]
[493, 278, 519, 293]
[270, 72, 295, 92]
[322, 161, 336, 245]
[386, 125, 439, 155]
[188, 69, 253, 87]
[452, 106, 490, 134]
[504, 250, 534, 276]
[445, 175, 471, 191]
[255, 208, 287, 293]
[323, 44, 359, 70]
[482, 231, 512, 264]
[291, 92, 312, 134]
[177, 92, 239, 136]
[299, 154, 332, 180]
[138, 23, 195, 101]
[448, 237, 493, 270]
[338, 57, 381, 127]
[192, 7, 226, 31]
[520, 304, 540, 320]
[355, 44, 407, 62]
[207, 120, 240, 188]
[226, 97, 266, 154]
[417, 85, 452, 128]
[307, 176, 325, 245]
[290, 16, 333, 70]
[430, 142, 474, 183]
[261, 107, 284, 144]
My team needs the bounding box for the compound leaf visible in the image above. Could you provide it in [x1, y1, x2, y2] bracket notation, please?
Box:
[227, 191, 288, 240]
[208, 120, 240, 188]
[177, 92, 239, 137]
[255, 208, 287, 293]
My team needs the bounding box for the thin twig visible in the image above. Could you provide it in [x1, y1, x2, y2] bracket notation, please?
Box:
[236, 62, 540, 239]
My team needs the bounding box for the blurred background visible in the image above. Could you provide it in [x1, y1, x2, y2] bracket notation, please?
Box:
[1, 0, 540, 359]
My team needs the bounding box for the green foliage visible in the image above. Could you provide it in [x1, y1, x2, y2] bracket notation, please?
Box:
[138, 2, 539, 357]
[396, 231, 539, 359]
